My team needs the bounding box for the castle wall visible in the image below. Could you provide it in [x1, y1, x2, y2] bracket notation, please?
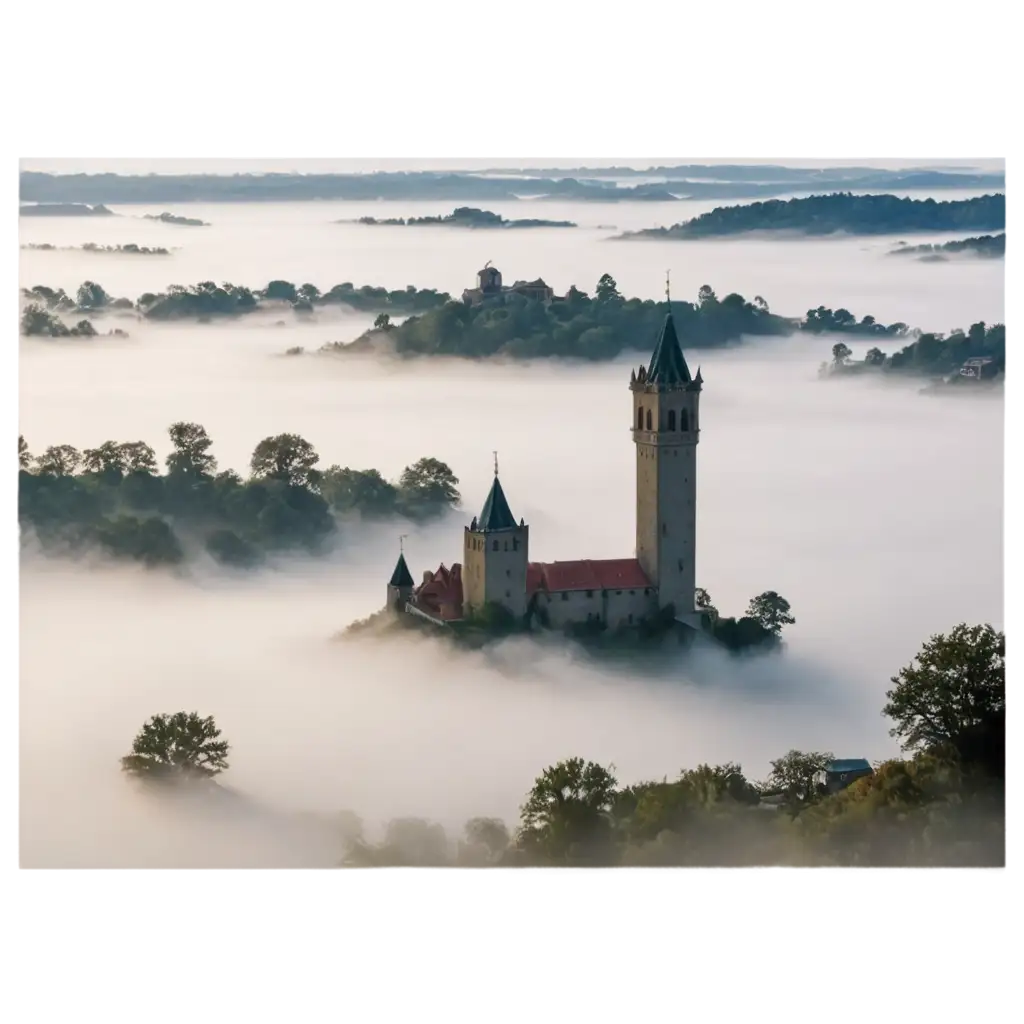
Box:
[538, 585, 658, 630]
[463, 525, 529, 618]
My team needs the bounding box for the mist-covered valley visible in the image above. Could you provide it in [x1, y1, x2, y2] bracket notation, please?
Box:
[18, 175, 1004, 868]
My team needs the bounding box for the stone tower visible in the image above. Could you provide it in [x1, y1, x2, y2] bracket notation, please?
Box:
[462, 467, 529, 619]
[386, 550, 415, 611]
[630, 310, 703, 624]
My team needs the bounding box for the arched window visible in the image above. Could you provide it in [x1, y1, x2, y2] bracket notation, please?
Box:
[645, 409, 652, 430]
[668, 410, 676, 431]
[680, 409, 689, 432]
[637, 406, 644, 429]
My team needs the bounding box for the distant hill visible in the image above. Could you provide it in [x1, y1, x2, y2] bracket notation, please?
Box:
[617, 193, 1006, 239]
[20, 203, 115, 217]
[889, 233, 1005, 259]
[347, 206, 576, 229]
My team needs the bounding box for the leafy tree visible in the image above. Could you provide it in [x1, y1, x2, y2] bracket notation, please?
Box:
[75, 280, 110, 309]
[120, 711, 229, 781]
[263, 279, 298, 302]
[764, 749, 834, 804]
[373, 312, 392, 330]
[397, 457, 460, 516]
[82, 440, 128, 476]
[697, 284, 718, 308]
[166, 422, 217, 478]
[518, 757, 619, 863]
[206, 528, 263, 568]
[459, 817, 512, 865]
[18, 434, 31, 469]
[321, 466, 398, 517]
[93, 515, 184, 566]
[832, 342, 852, 366]
[865, 346, 886, 366]
[250, 433, 320, 488]
[595, 272, 621, 302]
[119, 441, 157, 474]
[35, 444, 82, 477]
[298, 283, 320, 302]
[882, 624, 1005, 778]
[746, 590, 795, 635]
[753, 295, 769, 312]
[695, 586, 718, 621]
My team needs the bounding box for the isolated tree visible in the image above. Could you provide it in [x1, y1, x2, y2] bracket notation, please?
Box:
[398, 457, 460, 512]
[595, 273, 621, 303]
[250, 433, 320, 488]
[18, 434, 31, 470]
[166, 421, 217, 478]
[34, 444, 81, 477]
[746, 591, 795, 635]
[120, 711, 229, 781]
[695, 587, 718, 622]
[832, 342, 853, 366]
[373, 312, 392, 330]
[882, 623, 1005, 777]
[865, 346, 886, 366]
[697, 284, 718, 308]
[75, 280, 110, 310]
[765, 749, 834, 804]
[518, 757, 619, 863]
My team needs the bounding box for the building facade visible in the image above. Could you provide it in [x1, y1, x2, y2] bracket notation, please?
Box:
[386, 304, 703, 632]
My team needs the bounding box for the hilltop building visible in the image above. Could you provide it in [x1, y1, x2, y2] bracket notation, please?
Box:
[386, 301, 704, 633]
[461, 262, 558, 306]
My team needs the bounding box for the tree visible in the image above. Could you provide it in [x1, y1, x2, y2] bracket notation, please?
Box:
[398, 457, 460, 514]
[695, 586, 719, 622]
[595, 273, 621, 303]
[35, 444, 81, 477]
[882, 624, 1005, 778]
[753, 295, 769, 312]
[460, 817, 511, 864]
[120, 711, 229, 782]
[518, 758, 619, 863]
[697, 284, 718, 308]
[832, 342, 853, 366]
[298, 283, 320, 302]
[75, 280, 110, 309]
[373, 312, 392, 330]
[250, 433, 320, 488]
[765, 749, 834, 804]
[18, 435, 31, 470]
[320, 466, 398, 517]
[745, 591, 795, 635]
[865, 346, 886, 366]
[166, 421, 217, 478]
[263, 279, 298, 302]
[82, 440, 128, 476]
[119, 441, 158, 474]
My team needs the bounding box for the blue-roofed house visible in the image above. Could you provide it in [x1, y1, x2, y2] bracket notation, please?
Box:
[820, 758, 873, 794]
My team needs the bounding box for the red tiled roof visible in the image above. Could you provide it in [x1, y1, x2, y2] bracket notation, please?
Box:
[529, 558, 651, 593]
[414, 562, 464, 619]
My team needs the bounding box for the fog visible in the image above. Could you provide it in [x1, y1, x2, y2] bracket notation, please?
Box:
[18, 194, 1004, 867]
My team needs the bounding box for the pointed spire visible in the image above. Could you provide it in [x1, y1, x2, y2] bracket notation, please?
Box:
[646, 310, 692, 387]
[389, 551, 414, 588]
[477, 474, 518, 531]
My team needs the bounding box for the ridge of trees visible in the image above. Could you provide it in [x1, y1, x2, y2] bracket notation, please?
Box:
[350, 206, 576, 229]
[889, 233, 1005, 259]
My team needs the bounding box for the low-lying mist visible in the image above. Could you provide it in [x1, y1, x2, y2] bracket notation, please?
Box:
[19, 319, 1003, 868]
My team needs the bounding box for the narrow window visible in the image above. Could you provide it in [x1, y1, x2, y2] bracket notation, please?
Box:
[561, 592, 569, 602]
[492, 540, 499, 551]
[504, 541, 508, 551]
[586, 590, 593, 598]
[680, 409, 689, 432]
[628, 614, 634, 625]
[506, 570, 511, 578]
[662, 522, 667, 536]
[512, 537, 519, 551]
[629, 590, 635, 596]
[645, 409, 652, 431]
[668, 410, 676, 431]
[637, 406, 644, 429]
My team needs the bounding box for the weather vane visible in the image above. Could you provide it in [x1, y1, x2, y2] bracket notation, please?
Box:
[666, 269, 672, 303]
[493, 450, 499, 476]
[399, 533, 408, 553]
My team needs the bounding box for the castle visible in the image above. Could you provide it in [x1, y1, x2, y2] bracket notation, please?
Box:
[385, 302, 704, 633]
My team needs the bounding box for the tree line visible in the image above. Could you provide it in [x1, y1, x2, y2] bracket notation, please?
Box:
[889, 233, 1005, 259]
[18, 426, 461, 569]
[120, 622, 1005, 867]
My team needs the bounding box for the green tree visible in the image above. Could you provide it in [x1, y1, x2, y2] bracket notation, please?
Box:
[697, 284, 718, 308]
[745, 591, 795, 635]
[459, 817, 511, 865]
[264, 279, 298, 302]
[298, 283, 320, 302]
[695, 586, 718, 621]
[373, 312, 392, 330]
[120, 711, 229, 781]
[250, 433, 320, 488]
[832, 342, 853, 366]
[19, 434, 31, 469]
[119, 441, 158, 474]
[882, 623, 1005, 778]
[397, 457, 460, 515]
[865, 346, 886, 366]
[518, 757, 619, 863]
[764, 749, 834, 804]
[35, 444, 82, 477]
[595, 273, 621, 302]
[75, 280, 110, 309]
[320, 466, 398, 516]
[82, 440, 128, 476]
[166, 422, 217, 478]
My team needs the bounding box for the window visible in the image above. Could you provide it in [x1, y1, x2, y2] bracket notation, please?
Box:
[504, 541, 509, 551]
[662, 523, 667, 536]
[628, 614, 634, 624]
[512, 538, 519, 551]
[506, 570, 511, 578]
[678, 559, 684, 572]
[492, 540, 499, 551]
[637, 406, 644, 429]
[629, 590, 635, 595]
[615, 590, 622, 596]
[668, 410, 676, 431]
[505, 590, 511, 599]
[645, 409, 652, 431]
[561, 592, 569, 601]
[680, 409, 689, 431]
[586, 590, 593, 598]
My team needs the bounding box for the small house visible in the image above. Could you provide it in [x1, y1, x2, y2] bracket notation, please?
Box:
[820, 758, 873, 794]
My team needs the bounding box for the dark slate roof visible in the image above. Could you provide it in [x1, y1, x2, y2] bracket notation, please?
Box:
[389, 552, 414, 588]
[477, 475, 517, 531]
[646, 311, 692, 387]
[827, 759, 872, 774]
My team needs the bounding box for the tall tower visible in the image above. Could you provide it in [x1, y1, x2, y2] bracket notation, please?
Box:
[630, 305, 703, 623]
[462, 460, 529, 619]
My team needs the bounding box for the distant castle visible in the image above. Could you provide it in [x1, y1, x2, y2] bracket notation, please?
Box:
[386, 289, 704, 633]
[461, 262, 559, 306]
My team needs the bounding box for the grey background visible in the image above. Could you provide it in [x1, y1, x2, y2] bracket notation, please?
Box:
[4, 9, 1019, 1024]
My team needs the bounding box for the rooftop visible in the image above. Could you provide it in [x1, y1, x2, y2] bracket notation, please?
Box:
[476, 475, 518, 531]
[528, 558, 652, 594]
[827, 759, 872, 774]
[646, 311, 692, 388]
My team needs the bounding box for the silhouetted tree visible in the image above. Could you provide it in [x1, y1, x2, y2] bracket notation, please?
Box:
[121, 712, 229, 782]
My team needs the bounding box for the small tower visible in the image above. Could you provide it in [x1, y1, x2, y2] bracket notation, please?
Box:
[631, 276, 702, 623]
[462, 455, 529, 619]
[477, 261, 503, 294]
[386, 544, 415, 612]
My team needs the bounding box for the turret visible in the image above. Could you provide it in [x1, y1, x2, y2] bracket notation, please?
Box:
[386, 549, 415, 612]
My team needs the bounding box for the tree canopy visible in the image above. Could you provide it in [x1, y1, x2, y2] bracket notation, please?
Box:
[120, 712, 229, 782]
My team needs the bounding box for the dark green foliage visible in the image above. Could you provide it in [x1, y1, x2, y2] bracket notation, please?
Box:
[143, 211, 208, 226]
[20, 303, 99, 338]
[746, 591, 796, 636]
[19, 424, 461, 568]
[366, 280, 789, 360]
[890, 233, 1005, 259]
[355, 206, 576, 228]
[121, 711, 229, 782]
[623, 193, 1005, 239]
